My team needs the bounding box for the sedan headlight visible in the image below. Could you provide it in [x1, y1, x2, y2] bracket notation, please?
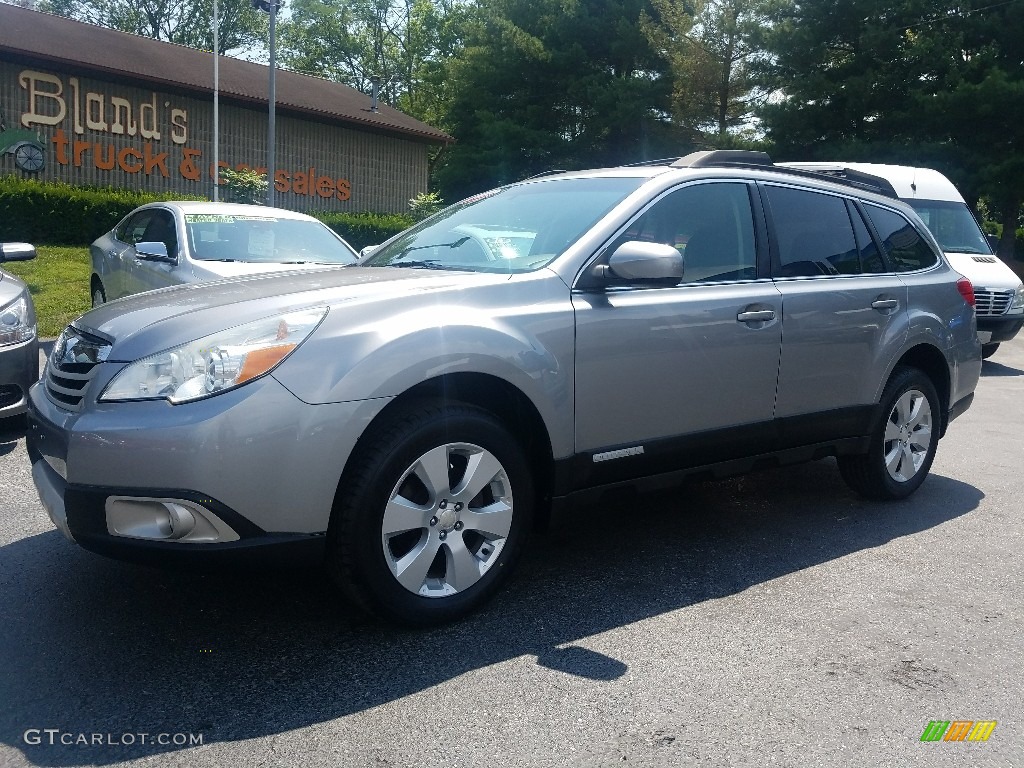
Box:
[0, 295, 35, 346]
[1010, 284, 1024, 313]
[100, 308, 327, 404]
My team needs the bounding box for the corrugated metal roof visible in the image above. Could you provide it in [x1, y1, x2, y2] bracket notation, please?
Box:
[0, 4, 452, 144]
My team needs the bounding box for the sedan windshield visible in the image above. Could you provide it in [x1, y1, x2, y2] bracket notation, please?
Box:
[184, 214, 358, 264]
[907, 200, 992, 254]
[364, 176, 646, 273]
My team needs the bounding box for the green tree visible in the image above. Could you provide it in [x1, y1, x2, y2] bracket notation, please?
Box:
[279, 0, 466, 121]
[42, 0, 267, 54]
[433, 0, 686, 201]
[760, 0, 1024, 258]
[644, 0, 778, 139]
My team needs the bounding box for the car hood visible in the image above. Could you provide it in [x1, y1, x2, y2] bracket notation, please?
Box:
[945, 252, 1023, 291]
[73, 266, 509, 361]
[0, 268, 29, 303]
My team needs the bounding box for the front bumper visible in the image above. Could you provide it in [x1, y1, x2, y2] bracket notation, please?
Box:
[977, 315, 1024, 344]
[0, 335, 38, 418]
[27, 370, 391, 564]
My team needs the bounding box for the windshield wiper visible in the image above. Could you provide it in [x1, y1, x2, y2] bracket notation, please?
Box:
[388, 259, 449, 270]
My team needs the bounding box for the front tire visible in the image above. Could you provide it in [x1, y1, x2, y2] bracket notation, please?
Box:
[91, 278, 106, 308]
[327, 403, 534, 626]
[838, 366, 940, 500]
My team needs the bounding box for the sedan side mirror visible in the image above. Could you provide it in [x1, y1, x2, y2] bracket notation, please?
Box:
[602, 241, 683, 285]
[0, 242, 37, 263]
[359, 245, 379, 259]
[135, 241, 175, 264]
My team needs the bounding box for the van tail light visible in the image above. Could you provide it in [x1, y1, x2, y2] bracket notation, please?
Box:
[957, 277, 975, 307]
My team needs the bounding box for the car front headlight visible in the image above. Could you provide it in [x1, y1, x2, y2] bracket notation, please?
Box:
[0, 295, 35, 347]
[100, 307, 328, 404]
[1010, 284, 1024, 313]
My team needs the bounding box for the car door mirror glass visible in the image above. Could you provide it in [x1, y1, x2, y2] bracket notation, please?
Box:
[606, 241, 683, 284]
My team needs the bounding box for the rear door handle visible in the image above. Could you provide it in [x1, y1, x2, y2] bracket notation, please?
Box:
[737, 310, 776, 323]
[871, 299, 899, 310]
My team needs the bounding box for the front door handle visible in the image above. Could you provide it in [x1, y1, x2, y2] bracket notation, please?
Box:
[871, 298, 899, 310]
[737, 309, 776, 323]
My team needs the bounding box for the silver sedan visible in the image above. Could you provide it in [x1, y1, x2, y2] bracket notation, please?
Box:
[90, 201, 358, 306]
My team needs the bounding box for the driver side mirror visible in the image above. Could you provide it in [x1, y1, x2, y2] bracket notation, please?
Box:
[587, 241, 683, 287]
[0, 242, 37, 263]
[135, 241, 176, 264]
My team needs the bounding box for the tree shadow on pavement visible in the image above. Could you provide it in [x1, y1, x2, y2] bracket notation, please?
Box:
[0, 459, 982, 765]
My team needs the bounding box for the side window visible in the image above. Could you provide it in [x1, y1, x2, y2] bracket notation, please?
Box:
[616, 182, 757, 283]
[141, 210, 179, 257]
[848, 201, 886, 273]
[117, 211, 155, 245]
[864, 204, 939, 272]
[765, 185, 860, 277]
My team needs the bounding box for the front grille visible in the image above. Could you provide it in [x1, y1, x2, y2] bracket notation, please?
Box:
[44, 328, 111, 411]
[974, 290, 1014, 317]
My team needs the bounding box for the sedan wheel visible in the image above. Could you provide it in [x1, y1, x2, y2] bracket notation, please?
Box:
[91, 284, 106, 308]
[328, 403, 533, 626]
[838, 366, 940, 500]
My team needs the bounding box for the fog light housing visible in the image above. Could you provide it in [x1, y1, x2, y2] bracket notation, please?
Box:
[104, 497, 240, 543]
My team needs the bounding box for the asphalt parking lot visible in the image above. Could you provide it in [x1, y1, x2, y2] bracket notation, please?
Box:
[1, 339, 1021, 767]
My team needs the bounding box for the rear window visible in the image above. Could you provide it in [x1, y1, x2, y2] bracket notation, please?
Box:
[864, 205, 940, 272]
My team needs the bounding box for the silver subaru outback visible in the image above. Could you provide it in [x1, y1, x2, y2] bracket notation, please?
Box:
[27, 151, 982, 625]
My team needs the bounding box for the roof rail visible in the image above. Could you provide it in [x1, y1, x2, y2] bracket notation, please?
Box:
[669, 150, 899, 199]
[672, 150, 773, 168]
[775, 165, 899, 199]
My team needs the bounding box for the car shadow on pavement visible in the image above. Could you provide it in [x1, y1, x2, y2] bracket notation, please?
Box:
[981, 358, 1023, 377]
[0, 459, 982, 765]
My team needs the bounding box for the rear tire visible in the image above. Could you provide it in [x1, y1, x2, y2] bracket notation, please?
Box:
[981, 343, 1000, 359]
[326, 402, 534, 626]
[838, 366, 940, 501]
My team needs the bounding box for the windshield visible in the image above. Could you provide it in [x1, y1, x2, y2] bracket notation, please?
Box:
[184, 214, 358, 264]
[363, 177, 646, 273]
[906, 200, 991, 255]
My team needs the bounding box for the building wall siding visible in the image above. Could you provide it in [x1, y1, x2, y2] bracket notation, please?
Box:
[0, 59, 429, 213]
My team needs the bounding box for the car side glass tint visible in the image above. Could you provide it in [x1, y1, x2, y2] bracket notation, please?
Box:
[848, 202, 886, 273]
[765, 185, 860, 277]
[864, 204, 939, 272]
[617, 182, 757, 283]
[119, 211, 154, 244]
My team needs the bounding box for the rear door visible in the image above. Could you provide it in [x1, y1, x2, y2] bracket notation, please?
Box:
[763, 184, 908, 442]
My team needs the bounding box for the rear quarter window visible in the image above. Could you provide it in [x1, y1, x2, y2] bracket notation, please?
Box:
[865, 204, 939, 272]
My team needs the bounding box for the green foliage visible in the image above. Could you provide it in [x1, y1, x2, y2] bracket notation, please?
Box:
[309, 210, 414, 250]
[2, 245, 91, 337]
[0, 175, 204, 245]
[218, 167, 268, 205]
[42, 0, 268, 54]
[408, 191, 444, 221]
[759, 0, 1024, 259]
[432, 0, 685, 201]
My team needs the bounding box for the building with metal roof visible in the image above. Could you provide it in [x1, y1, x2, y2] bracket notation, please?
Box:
[0, 4, 451, 212]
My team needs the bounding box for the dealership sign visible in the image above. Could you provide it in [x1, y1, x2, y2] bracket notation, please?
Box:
[10, 69, 351, 200]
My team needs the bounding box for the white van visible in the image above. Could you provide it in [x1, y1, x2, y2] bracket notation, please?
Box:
[782, 162, 1024, 358]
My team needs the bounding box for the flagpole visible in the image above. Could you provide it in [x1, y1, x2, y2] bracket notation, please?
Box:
[213, 0, 220, 202]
